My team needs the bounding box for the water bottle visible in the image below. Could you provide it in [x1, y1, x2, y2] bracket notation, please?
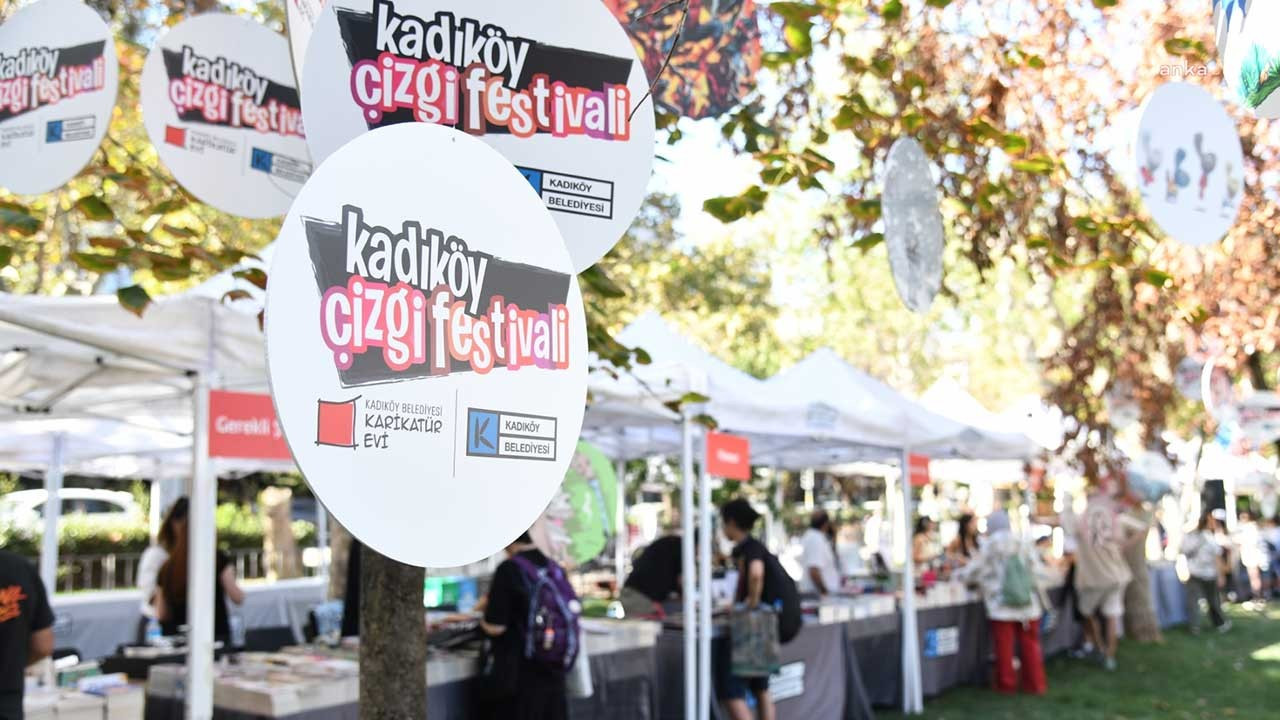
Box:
[145, 618, 162, 646]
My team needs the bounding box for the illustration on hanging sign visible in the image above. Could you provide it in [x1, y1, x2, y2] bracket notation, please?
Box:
[0, 0, 118, 196]
[141, 14, 312, 219]
[603, 0, 762, 120]
[532, 441, 618, 568]
[300, 0, 656, 272]
[1222, 1, 1280, 119]
[1211, 0, 1248, 63]
[882, 137, 945, 314]
[286, 0, 325, 84]
[1175, 355, 1206, 401]
[266, 123, 588, 569]
[1134, 83, 1244, 247]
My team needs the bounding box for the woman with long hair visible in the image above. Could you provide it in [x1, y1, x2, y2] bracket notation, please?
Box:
[136, 498, 189, 642]
[153, 497, 245, 642]
[947, 513, 981, 565]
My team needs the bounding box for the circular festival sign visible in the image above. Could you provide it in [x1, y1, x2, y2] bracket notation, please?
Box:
[1134, 83, 1244, 247]
[603, 0, 762, 120]
[1222, 1, 1280, 119]
[300, 0, 656, 272]
[0, 0, 118, 196]
[882, 137, 944, 314]
[141, 14, 312, 219]
[266, 123, 588, 569]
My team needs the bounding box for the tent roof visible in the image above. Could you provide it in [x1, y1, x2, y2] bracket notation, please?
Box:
[919, 377, 1039, 459]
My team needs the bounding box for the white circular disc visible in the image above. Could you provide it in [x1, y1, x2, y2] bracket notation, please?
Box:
[285, 0, 324, 83]
[1175, 356, 1204, 401]
[882, 137, 944, 314]
[266, 122, 588, 568]
[300, 0, 656, 272]
[0, 0, 119, 195]
[141, 14, 312, 219]
[1223, 1, 1280, 119]
[1211, 0, 1248, 63]
[1134, 83, 1244, 247]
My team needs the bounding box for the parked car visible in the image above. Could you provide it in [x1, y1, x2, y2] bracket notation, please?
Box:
[0, 488, 143, 529]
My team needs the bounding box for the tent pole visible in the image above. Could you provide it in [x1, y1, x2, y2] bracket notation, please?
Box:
[187, 375, 214, 720]
[680, 413, 696, 720]
[697, 442, 713, 720]
[614, 456, 627, 591]
[40, 433, 66, 594]
[150, 459, 164, 540]
[900, 447, 923, 714]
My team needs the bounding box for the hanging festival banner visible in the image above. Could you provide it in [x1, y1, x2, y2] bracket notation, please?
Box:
[1211, 0, 1247, 63]
[1134, 83, 1244, 247]
[1175, 355, 1205, 401]
[531, 441, 618, 568]
[1222, 1, 1280, 119]
[299, 0, 656, 272]
[141, 14, 311, 219]
[882, 137, 944, 313]
[265, 123, 588, 568]
[0, 0, 118, 195]
[603, 0, 762, 120]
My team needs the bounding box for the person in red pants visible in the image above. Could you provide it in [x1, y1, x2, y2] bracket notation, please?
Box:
[954, 511, 1050, 694]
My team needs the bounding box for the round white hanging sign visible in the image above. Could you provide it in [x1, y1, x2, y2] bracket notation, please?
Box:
[266, 123, 588, 569]
[141, 14, 312, 219]
[1134, 82, 1244, 247]
[882, 137, 944, 314]
[0, 0, 118, 195]
[300, 0, 656, 272]
[1222, 1, 1280, 119]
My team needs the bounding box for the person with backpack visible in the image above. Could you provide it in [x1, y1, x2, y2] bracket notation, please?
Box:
[719, 498, 801, 720]
[479, 530, 581, 720]
[953, 511, 1049, 695]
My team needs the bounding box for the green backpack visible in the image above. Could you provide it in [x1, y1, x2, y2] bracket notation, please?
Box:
[1000, 552, 1034, 608]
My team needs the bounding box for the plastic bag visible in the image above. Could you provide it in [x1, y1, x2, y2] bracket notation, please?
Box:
[729, 605, 781, 678]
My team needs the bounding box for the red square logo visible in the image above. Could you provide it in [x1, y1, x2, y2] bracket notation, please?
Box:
[316, 399, 356, 448]
[164, 125, 186, 147]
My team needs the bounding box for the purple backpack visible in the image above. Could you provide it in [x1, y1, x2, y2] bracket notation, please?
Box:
[511, 554, 581, 672]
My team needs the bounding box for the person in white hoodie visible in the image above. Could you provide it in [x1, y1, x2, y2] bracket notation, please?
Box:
[954, 511, 1050, 695]
[1181, 510, 1230, 634]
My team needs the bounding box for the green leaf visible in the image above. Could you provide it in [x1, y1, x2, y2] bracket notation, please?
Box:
[853, 233, 885, 251]
[692, 413, 719, 430]
[88, 236, 128, 250]
[578, 264, 627, 299]
[902, 111, 925, 133]
[117, 285, 151, 317]
[632, 347, 652, 365]
[703, 186, 769, 223]
[1092, 0, 1117, 6]
[75, 196, 115, 222]
[1001, 133, 1029, 154]
[0, 207, 40, 237]
[233, 268, 269, 290]
[0, 246, 13, 266]
[1011, 155, 1055, 174]
[1142, 269, 1173, 288]
[152, 260, 194, 281]
[70, 252, 121, 273]
[783, 19, 812, 55]
[769, 1, 822, 22]
[161, 224, 199, 238]
[924, 0, 952, 6]
[145, 197, 188, 217]
[882, 0, 904, 21]
[680, 392, 712, 405]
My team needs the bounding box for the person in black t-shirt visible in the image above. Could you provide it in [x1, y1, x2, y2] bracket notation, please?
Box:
[719, 498, 801, 720]
[620, 534, 683, 618]
[479, 532, 570, 720]
[0, 550, 55, 720]
[153, 501, 245, 644]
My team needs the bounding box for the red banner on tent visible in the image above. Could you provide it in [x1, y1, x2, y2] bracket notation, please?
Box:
[209, 391, 291, 460]
[706, 432, 750, 480]
[908, 454, 931, 487]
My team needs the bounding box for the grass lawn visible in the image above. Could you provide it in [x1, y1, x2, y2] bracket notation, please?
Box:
[887, 605, 1280, 720]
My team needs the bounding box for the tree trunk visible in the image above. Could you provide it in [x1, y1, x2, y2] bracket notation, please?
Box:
[327, 518, 353, 601]
[360, 548, 426, 719]
[260, 487, 301, 580]
[1122, 514, 1162, 643]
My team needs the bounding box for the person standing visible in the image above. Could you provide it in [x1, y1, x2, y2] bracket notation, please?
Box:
[798, 510, 841, 597]
[1067, 482, 1141, 671]
[1181, 511, 1230, 634]
[480, 531, 579, 720]
[946, 513, 981, 565]
[620, 534, 683, 619]
[153, 498, 245, 643]
[136, 498, 187, 643]
[954, 511, 1049, 695]
[0, 550, 55, 720]
[719, 498, 801, 720]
